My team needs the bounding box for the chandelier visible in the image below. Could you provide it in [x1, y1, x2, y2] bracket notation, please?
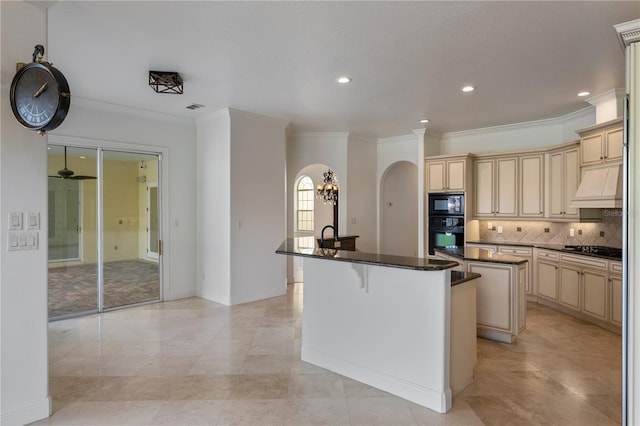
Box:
[316, 169, 339, 205]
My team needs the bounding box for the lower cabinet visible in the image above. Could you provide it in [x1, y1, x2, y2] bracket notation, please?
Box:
[537, 260, 559, 301]
[559, 265, 580, 309]
[582, 269, 608, 321]
[498, 246, 534, 299]
[467, 261, 527, 343]
[609, 260, 623, 326]
[534, 248, 619, 332]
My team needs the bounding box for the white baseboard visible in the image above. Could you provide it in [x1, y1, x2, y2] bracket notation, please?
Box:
[0, 397, 51, 426]
[302, 346, 451, 413]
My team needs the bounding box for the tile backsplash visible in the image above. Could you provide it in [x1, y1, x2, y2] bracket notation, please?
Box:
[476, 209, 623, 248]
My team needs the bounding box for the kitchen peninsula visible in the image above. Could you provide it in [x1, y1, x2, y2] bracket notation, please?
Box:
[276, 239, 480, 413]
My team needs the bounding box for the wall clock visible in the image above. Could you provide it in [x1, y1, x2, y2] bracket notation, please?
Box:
[9, 45, 70, 134]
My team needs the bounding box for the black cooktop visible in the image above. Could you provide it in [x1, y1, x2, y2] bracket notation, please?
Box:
[563, 245, 622, 258]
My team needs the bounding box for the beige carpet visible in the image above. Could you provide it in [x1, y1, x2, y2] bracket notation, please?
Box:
[48, 259, 159, 319]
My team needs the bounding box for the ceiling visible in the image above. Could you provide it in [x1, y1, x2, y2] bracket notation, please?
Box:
[44, 1, 639, 139]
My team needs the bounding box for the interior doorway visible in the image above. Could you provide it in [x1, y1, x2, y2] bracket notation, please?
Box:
[381, 161, 418, 256]
[47, 145, 162, 319]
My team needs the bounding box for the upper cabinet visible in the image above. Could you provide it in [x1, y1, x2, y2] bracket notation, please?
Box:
[576, 118, 623, 167]
[519, 154, 544, 218]
[426, 155, 469, 192]
[473, 156, 518, 218]
[548, 143, 580, 220]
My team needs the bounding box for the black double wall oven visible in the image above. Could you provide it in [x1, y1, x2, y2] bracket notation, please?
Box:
[428, 193, 465, 255]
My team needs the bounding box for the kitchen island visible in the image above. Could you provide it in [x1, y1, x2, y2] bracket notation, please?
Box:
[434, 247, 528, 343]
[276, 239, 480, 413]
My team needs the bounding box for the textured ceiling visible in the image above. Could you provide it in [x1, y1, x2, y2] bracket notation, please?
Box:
[45, 1, 640, 138]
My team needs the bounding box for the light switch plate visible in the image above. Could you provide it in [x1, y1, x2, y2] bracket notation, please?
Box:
[27, 212, 40, 230]
[9, 212, 23, 230]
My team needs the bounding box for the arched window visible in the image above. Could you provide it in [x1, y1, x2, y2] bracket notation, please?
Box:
[296, 176, 314, 232]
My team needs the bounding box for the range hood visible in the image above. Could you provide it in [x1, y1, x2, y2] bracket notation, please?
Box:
[571, 164, 622, 209]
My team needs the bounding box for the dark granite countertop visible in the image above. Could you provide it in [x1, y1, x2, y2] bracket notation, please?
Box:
[451, 271, 481, 286]
[466, 240, 622, 261]
[276, 239, 458, 271]
[435, 247, 528, 265]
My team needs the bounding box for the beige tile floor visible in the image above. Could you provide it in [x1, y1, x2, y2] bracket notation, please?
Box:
[34, 283, 621, 426]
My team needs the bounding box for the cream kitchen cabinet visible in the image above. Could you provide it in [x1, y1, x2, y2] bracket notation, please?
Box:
[519, 154, 544, 218]
[535, 249, 560, 301]
[535, 248, 620, 332]
[473, 156, 518, 218]
[467, 260, 527, 344]
[559, 265, 581, 309]
[426, 156, 469, 192]
[609, 260, 623, 326]
[548, 143, 580, 220]
[577, 118, 623, 167]
[498, 245, 534, 299]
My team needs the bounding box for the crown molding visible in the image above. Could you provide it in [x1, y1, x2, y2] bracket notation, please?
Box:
[442, 106, 594, 139]
[72, 97, 194, 125]
[615, 19, 640, 48]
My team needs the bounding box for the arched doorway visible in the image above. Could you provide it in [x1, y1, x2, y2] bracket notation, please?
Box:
[380, 161, 418, 256]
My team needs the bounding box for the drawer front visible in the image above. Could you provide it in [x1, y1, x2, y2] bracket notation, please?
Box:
[537, 249, 559, 261]
[610, 261, 622, 275]
[499, 246, 533, 256]
[559, 253, 608, 270]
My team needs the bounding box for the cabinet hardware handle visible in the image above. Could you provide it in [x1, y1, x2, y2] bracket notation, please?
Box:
[600, 156, 604, 160]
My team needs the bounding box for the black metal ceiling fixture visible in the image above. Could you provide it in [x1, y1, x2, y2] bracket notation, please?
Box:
[149, 71, 183, 94]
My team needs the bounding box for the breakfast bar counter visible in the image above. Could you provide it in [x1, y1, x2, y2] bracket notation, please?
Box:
[276, 239, 480, 413]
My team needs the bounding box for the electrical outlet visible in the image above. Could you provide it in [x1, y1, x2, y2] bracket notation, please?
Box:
[600, 231, 605, 237]
[578, 229, 583, 235]
[516, 227, 522, 232]
[497, 226, 503, 234]
[487, 222, 493, 230]
[569, 228, 574, 237]
[544, 228, 550, 233]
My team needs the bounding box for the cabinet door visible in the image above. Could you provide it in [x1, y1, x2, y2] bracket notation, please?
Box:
[537, 261, 558, 300]
[474, 160, 494, 216]
[581, 133, 604, 166]
[605, 127, 623, 162]
[447, 160, 466, 191]
[559, 265, 580, 309]
[610, 275, 623, 326]
[563, 148, 580, 219]
[496, 157, 517, 216]
[427, 161, 446, 192]
[520, 155, 544, 217]
[549, 151, 564, 217]
[469, 263, 512, 332]
[582, 269, 607, 320]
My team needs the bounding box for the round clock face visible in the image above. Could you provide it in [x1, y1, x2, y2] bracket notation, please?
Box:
[10, 62, 70, 132]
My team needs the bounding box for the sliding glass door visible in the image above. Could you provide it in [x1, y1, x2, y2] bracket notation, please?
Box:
[101, 150, 160, 310]
[47, 145, 162, 319]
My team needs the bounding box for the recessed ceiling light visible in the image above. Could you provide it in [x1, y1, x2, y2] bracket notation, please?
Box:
[461, 86, 475, 92]
[419, 119, 430, 124]
[578, 91, 591, 97]
[336, 76, 352, 84]
[79, 156, 86, 159]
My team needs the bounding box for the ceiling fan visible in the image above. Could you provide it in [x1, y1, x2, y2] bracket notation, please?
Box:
[49, 146, 96, 180]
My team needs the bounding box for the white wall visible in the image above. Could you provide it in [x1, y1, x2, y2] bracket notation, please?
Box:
[49, 99, 198, 301]
[346, 134, 377, 252]
[197, 109, 287, 305]
[196, 109, 231, 304]
[0, 2, 51, 424]
[228, 109, 287, 304]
